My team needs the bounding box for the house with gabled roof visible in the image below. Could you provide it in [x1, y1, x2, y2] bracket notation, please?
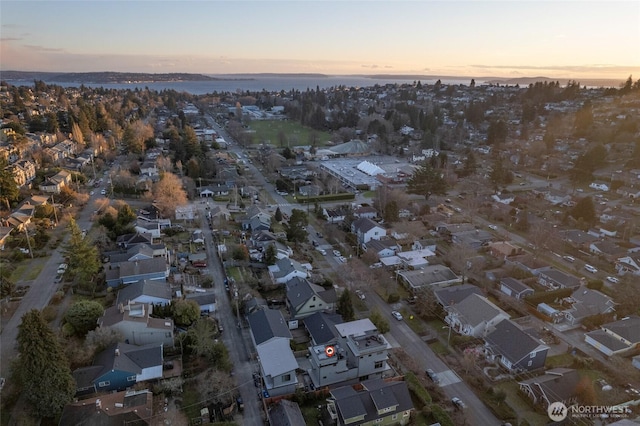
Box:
[116, 232, 153, 249]
[98, 302, 174, 347]
[362, 238, 400, 258]
[585, 315, 640, 356]
[285, 277, 336, 319]
[537, 268, 582, 290]
[59, 389, 153, 426]
[589, 240, 627, 262]
[561, 229, 599, 250]
[256, 338, 298, 397]
[185, 292, 216, 314]
[115, 279, 172, 307]
[484, 319, 548, 373]
[304, 312, 343, 346]
[323, 206, 350, 224]
[518, 368, 580, 409]
[499, 277, 534, 300]
[563, 286, 615, 325]
[105, 257, 169, 288]
[434, 283, 484, 307]
[354, 205, 378, 220]
[247, 308, 292, 347]
[268, 257, 308, 285]
[351, 217, 386, 244]
[327, 379, 414, 426]
[72, 342, 163, 395]
[616, 254, 640, 275]
[445, 293, 510, 338]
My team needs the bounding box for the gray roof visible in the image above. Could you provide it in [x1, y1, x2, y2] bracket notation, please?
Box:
[333, 379, 413, 424]
[539, 268, 582, 288]
[286, 278, 336, 313]
[268, 399, 306, 426]
[434, 283, 483, 307]
[270, 258, 306, 280]
[485, 319, 547, 364]
[256, 338, 298, 377]
[500, 277, 533, 295]
[303, 312, 343, 345]
[602, 315, 640, 343]
[585, 329, 630, 352]
[352, 217, 381, 233]
[399, 265, 460, 288]
[185, 292, 216, 306]
[248, 308, 292, 346]
[448, 293, 509, 328]
[116, 279, 171, 306]
[105, 257, 167, 281]
[518, 368, 580, 404]
[568, 286, 615, 318]
[364, 239, 398, 252]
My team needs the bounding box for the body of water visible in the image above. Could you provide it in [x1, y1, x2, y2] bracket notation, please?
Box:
[5, 75, 476, 95]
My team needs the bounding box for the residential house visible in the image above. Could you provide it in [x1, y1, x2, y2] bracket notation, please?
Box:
[11, 160, 36, 187]
[105, 257, 169, 287]
[351, 217, 386, 244]
[563, 286, 616, 325]
[537, 268, 582, 290]
[139, 160, 158, 177]
[209, 205, 231, 221]
[434, 284, 484, 308]
[616, 254, 640, 275]
[589, 241, 626, 262]
[354, 205, 378, 220]
[242, 206, 271, 231]
[268, 399, 306, 426]
[59, 389, 153, 426]
[115, 279, 172, 307]
[518, 368, 580, 409]
[327, 379, 414, 426]
[116, 232, 153, 250]
[247, 308, 297, 396]
[323, 206, 349, 224]
[411, 239, 437, 253]
[616, 186, 640, 199]
[499, 277, 534, 300]
[268, 258, 309, 285]
[488, 241, 523, 259]
[585, 315, 640, 356]
[445, 293, 510, 338]
[561, 229, 600, 250]
[285, 277, 336, 319]
[451, 229, 493, 249]
[307, 319, 391, 388]
[40, 169, 73, 193]
[134, 218, 168, 240]
[394, 248, 436, 270]
[362, 239, 401, 258]
[185, 292, 216, 314]
[72, 342, 163, 395]
[263, 240, 294, 260]
[98, 302, 174, 347]
[397, 265, 461, 292]
[484, 319, 549, 373]
[304, 312, 344, 346]
[492, 193, 515, 204]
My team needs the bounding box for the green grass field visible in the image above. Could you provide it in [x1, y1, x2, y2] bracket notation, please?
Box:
[248, 120, 332, 147]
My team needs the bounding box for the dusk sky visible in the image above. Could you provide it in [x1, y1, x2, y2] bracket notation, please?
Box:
[1, 1, 639, 80]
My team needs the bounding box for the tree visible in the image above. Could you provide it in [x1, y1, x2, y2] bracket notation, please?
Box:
[85, 326, 123, 352]
[383, 200, 399, 223]
[123, 120, 153, 154]
[16, 310, 75, 418]
[172, 299, 200, 326]
[489, 156, 513, 190]
[0, 158, 19, 209]
[569, 197, 596, 225]
[152, 172, 188, 218]
[406, 162, 447, 200]
[336, 289, 355, 321]
[285, 209, 308, 243]
[487, 120, 508, 145]
[263, 244, 277, 265]
[64, 300, 104, 336]
[369, 308, 390, 333]
[274, 207, 283, 222]
[61, 218, 100, 293]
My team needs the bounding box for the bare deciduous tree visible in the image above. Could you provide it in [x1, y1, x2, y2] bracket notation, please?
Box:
[152, 172, 188, 218]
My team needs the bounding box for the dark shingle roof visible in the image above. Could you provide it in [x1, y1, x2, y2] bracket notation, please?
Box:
[333, 379, 413, 424]
[268, 399, 306, 426]
[247, 308, 291, 346]
[303, 312, 342, 345]
[116, 279, 171, 306]
[485, 319, 547, 364]
[434, 283, 483, 307]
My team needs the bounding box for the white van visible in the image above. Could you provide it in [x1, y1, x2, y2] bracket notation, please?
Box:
[584, 264, 598, 274]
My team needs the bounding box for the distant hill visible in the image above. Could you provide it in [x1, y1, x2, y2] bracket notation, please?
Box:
[483, 76, 625, 88]
[1, 71, 221, 83]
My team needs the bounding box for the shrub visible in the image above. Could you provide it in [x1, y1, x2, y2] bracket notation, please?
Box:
[387, 293, 400, 303]
[50, 291, 65, 305]
[41, 305, 57, 322]
[430, 404, 454, 426]
[405, 372, 432, 406]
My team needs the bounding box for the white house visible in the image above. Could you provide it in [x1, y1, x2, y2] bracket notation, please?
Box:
[351, 217, 386, 244]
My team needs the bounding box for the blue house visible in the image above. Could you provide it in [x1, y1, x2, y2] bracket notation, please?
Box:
[72, 342, 164, 396]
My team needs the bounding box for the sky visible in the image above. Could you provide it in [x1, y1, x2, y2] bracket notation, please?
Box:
[1, 1, 639, 80]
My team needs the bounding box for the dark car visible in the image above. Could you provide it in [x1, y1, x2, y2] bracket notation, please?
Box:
[425, 369, 440, 383]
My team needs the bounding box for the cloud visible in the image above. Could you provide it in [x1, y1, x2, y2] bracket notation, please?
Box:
[469, 63, 636, 74]
[0, 37, 22, 42]
[23, 44, 65, 53]
[361, 64, 379, 69]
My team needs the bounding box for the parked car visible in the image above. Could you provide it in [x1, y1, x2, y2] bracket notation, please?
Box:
[425, 369, 440, 383]
[391, 311, 403, 321]
[563, 255, 576, 263]
[355, 289, 365, 300]
[606, 276, 620, 284]
[488, 224, 498, 230]
[333, 250, 341, 257]
[584, 264, 598, 274]
[452, 397, 466, 409]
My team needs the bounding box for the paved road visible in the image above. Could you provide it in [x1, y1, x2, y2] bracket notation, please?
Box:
[197, 203, 265, 426]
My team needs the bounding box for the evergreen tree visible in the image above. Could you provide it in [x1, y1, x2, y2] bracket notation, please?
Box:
[406, 162, 447, 200]
[284, 209, 308, 243]
[0, 158, 20, 209]
[264, 244, 277, 265]
[274, 207, 283, 222]
[569, 197, 596, 225]
[336, 289, 355, 322]
[16, 310, 75, 418]
[64, 300, 104, 336]
[61, 218, 100, 293]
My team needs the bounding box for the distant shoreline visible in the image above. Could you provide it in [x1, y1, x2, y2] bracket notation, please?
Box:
[0, 70, 626, 90]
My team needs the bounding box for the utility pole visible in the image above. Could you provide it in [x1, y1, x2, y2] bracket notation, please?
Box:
[51, 195, 58, 226]
[23, 226, 34, 259]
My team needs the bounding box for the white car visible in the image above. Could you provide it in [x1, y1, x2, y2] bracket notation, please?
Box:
[488, 224, 498, 230]
[355, 289, 365, 300]
[606, 276, 620, 284]
[338, 256, 347, 263]
[391, 311, 403, 321]
[100, 189, 107, 195]
[333, 250, 341, 257]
